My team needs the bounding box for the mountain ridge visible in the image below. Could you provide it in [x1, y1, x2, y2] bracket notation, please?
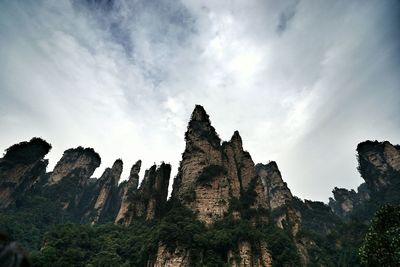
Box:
[1, 105, 399, 266]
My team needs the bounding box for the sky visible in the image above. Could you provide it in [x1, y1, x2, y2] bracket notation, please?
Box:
[1, 0, 399, 202]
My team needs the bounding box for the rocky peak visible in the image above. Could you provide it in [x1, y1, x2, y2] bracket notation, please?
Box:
[256, 161, 293, 210]
[108, 159, 123, 185]
[230, 130, 243, 149]
[329, 187, 359, 217]
[115, 160, 142, 223]
[172, 106, 268, 225]
[87, 159, 123, 224]
[128, 160, 141, 189]
[0, 138, 51, 208]
[48, 147, 101, 185]
[185, 104, 221, 149]
[357, 140, 400, 193]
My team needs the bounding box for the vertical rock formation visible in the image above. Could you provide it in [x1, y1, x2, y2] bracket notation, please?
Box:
[48, 147, 101, 185]
[329, 140, 399, 218]
[256, 162, 309, 264]
[0, 138, 51, 208]
[115, 160, 141, 223]
[46, 147, 101, 210]
[171, 105, 267, 225]
[85, 159, 123, 224]
[116, 163, 171, 224]
[164, 105, 272, 266]
[256, 162, 293, 211]
[357, 140, 400, 193]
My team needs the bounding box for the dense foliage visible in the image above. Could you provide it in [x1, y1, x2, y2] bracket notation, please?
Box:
[3, 138, 51, 164]
[359, 204, 400, 266]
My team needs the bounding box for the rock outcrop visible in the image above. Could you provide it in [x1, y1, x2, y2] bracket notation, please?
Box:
[116, 163, 171, 224]
[171, 105, 267, 225]
[84, 159, 123, 224]
[168, 105, 275, 265]
[115, 160, 141, 223]
[328, 184, 370, 217]
[357, 140, 400, 193]
[256, 162, 293, 211]
[0, 138, 51, 208]
[48, 147, 101, 185]
[46, 147, 101, 210]
[329, 140, 400, 218]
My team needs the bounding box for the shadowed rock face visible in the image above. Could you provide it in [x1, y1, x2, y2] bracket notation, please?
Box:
[0, 138, 51, 208]
[357, 141, 400, 193]
[84, 159, 123, 224]
[328, 184, 370, 217]
[329, 140, 400, 218]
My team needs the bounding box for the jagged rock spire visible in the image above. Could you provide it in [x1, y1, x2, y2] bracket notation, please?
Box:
[49, 146, 101, 185]
[185, 104, 221, 148]
[116, 163, 171, 224]
[128, 160, 142, 189]
[256, 161, 293, 210]
[89, 159, 123, 224]
[115, 160, 142, 224]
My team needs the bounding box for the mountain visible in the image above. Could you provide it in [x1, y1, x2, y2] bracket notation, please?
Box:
[0, 105, 399, 266]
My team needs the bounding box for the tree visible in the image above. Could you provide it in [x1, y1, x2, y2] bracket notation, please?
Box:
[359, 204, 400, 266]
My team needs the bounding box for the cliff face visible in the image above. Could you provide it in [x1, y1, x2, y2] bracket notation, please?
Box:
[0, 138, 51, 208]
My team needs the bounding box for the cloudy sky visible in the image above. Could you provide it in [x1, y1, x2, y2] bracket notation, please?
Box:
[1, 0, 399, 201]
